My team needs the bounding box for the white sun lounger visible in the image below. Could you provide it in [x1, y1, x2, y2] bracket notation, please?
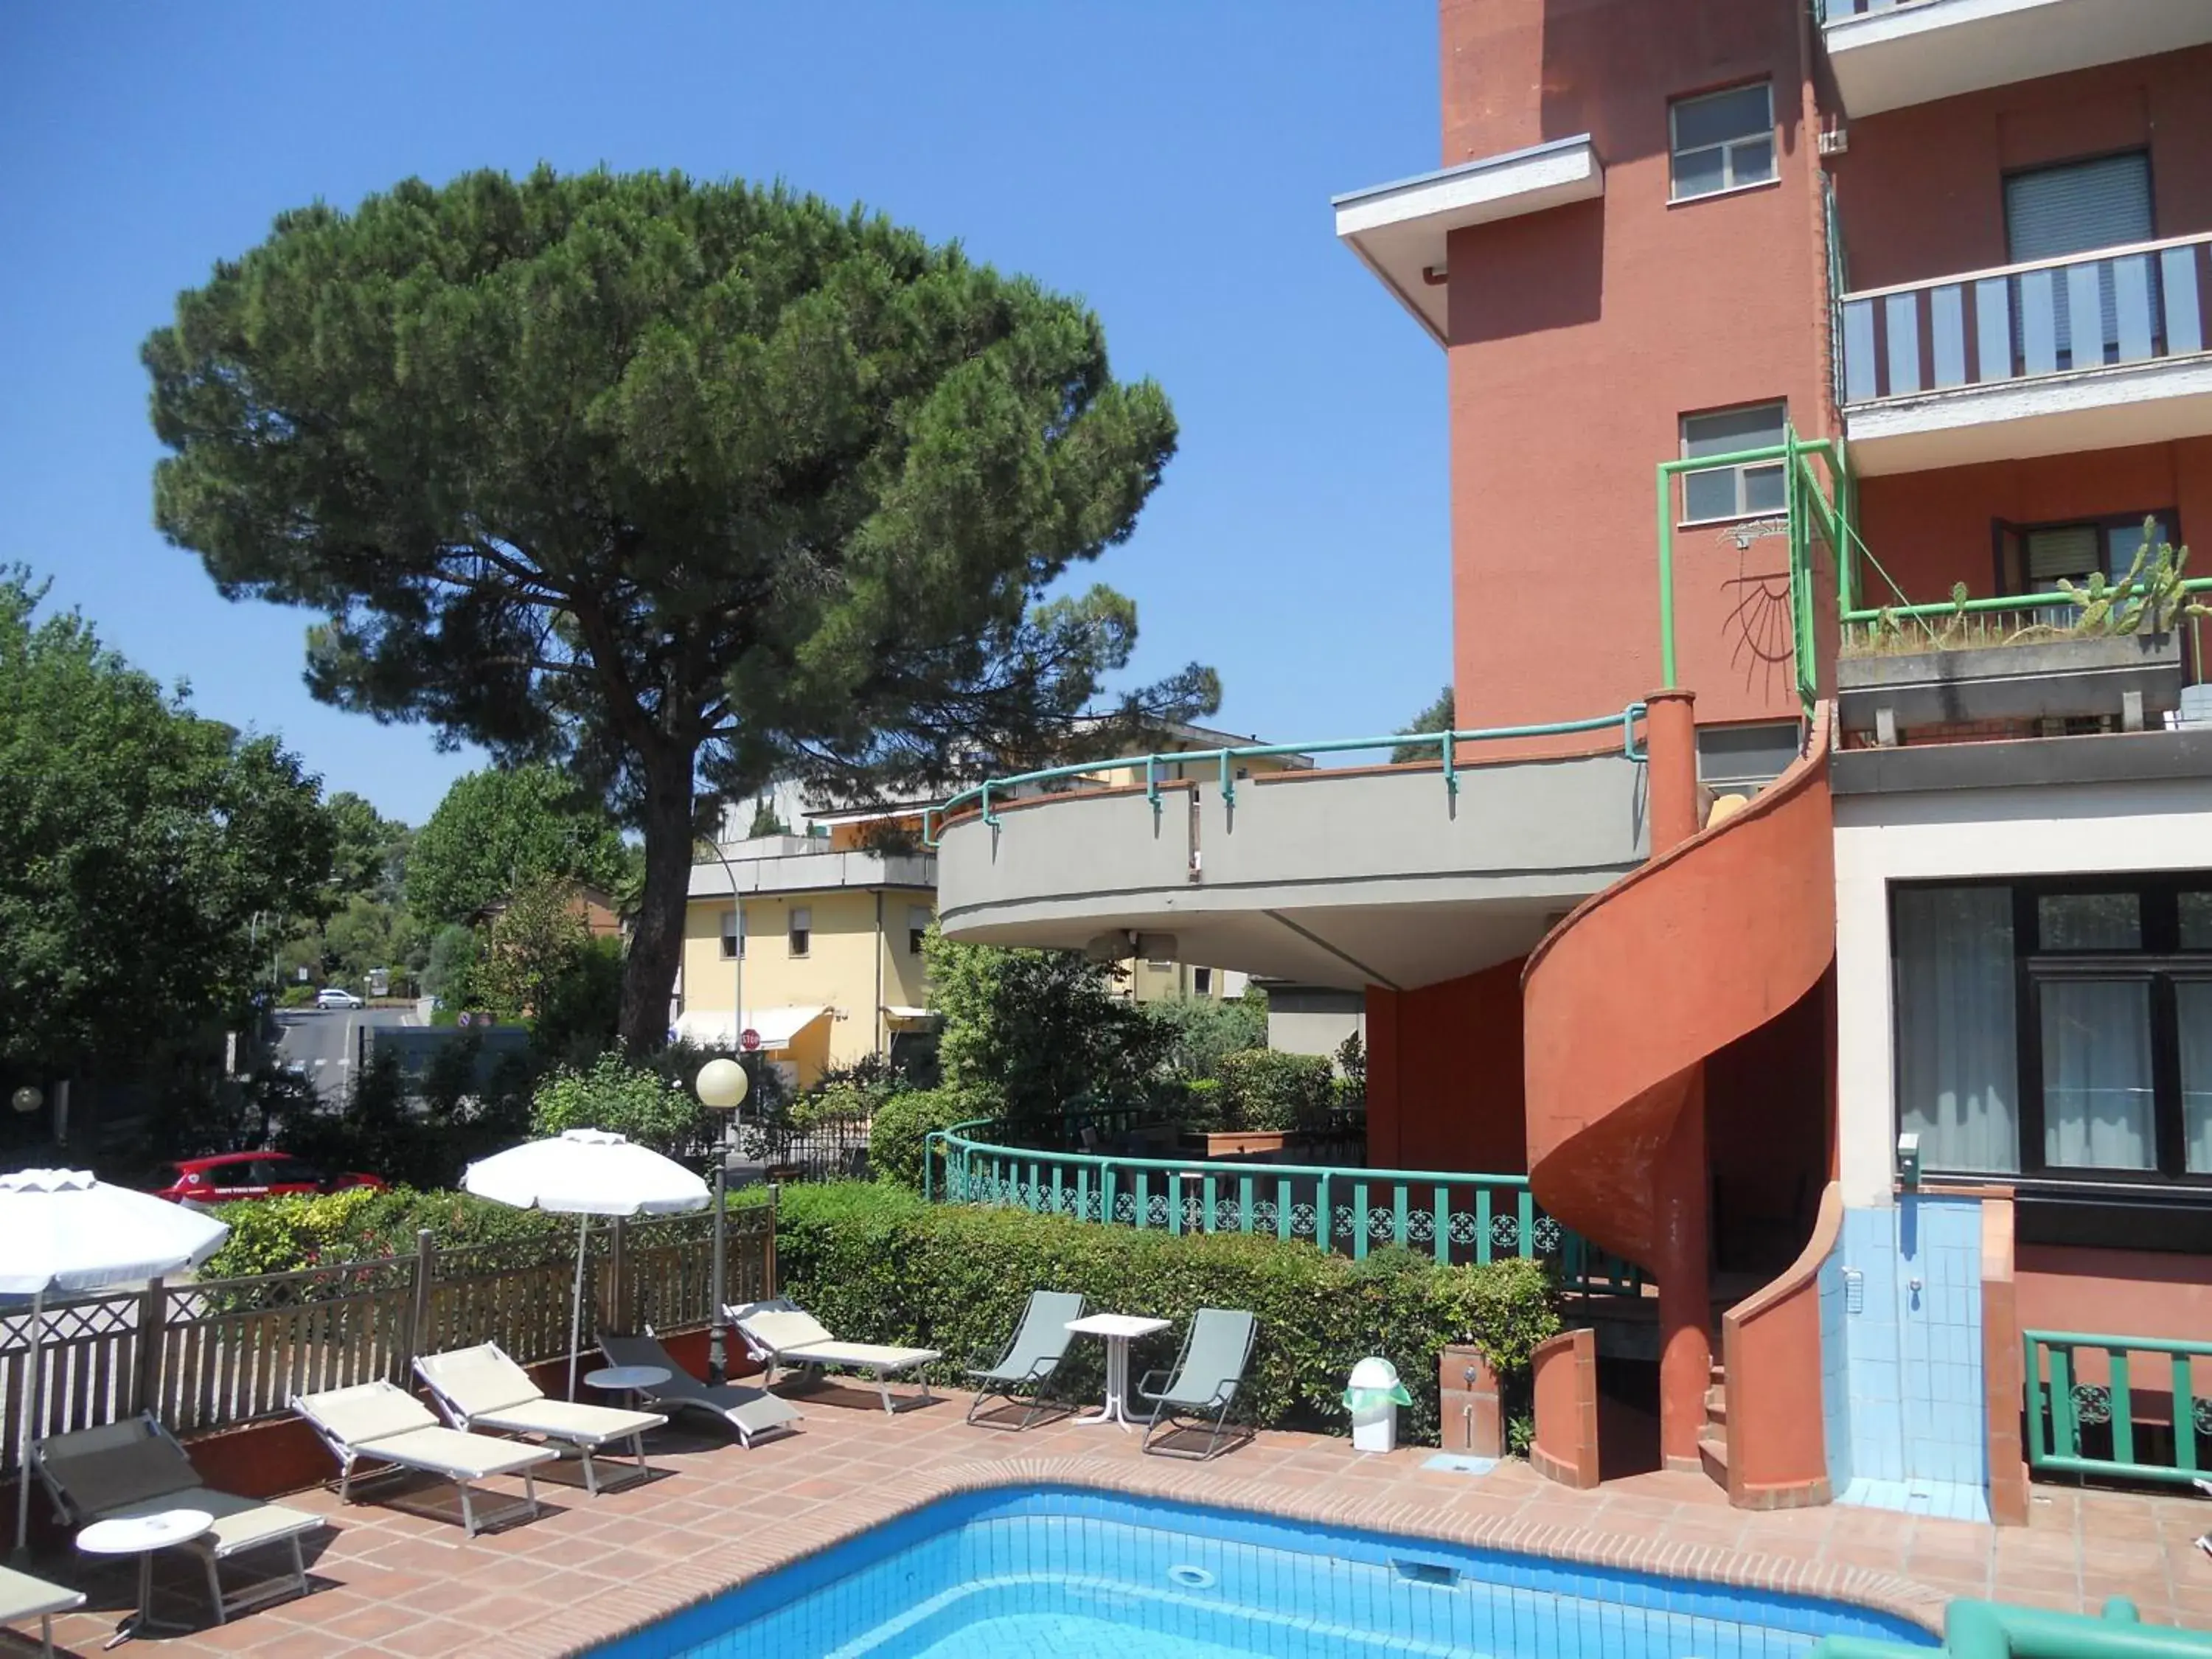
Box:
[0, 1563, 83, 1658]
[292, 1380, 559, 1537]
[415, 1343, 667, 1495]
[34, 1413, 324, 1627]
[597, 1331, 805, 1448]
[730, 1298, 941, 1414]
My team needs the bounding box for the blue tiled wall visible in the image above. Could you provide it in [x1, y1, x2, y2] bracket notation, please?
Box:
[1818, 1252, 1851, 1495]
[1821, 1197, 1989, 1521]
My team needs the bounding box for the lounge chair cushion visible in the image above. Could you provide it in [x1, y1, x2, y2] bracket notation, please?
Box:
[98, 1486, 323, 1557]
[415, 1345, 540, 1417]
[0, 1563, 83, 1624]
[740, 1310, 938, 1373]
[35, 1435, 191, 1514]
[469, 1399, 664, 1446]
[741, 1309, 836, 1351]
[772, 1338, 939, 1372]
[296, 1381, 442, 1445]
[356, 1425, 559, 1481]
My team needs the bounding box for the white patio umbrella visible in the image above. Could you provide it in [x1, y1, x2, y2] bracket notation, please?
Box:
[460, 1130, 710, 1400]
[1, 1169, 231, 1557]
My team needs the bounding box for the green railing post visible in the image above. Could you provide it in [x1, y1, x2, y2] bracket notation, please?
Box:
[2051, 1344, 2077, 1459]
[2177, 1353, 2199, 1475]
[2110, 1349, 2135, 1468]
[1475, 1186, 1493, 1266]
[1432, 1184, 1450, 1267]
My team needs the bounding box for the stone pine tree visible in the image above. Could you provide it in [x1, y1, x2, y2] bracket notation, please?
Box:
[145, 167, 1215, 1049]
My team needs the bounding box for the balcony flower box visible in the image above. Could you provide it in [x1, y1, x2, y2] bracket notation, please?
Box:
[1837, 630, 2183, 737]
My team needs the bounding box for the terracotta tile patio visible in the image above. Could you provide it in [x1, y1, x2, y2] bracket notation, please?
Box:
[12, 1384, 2210, 1656]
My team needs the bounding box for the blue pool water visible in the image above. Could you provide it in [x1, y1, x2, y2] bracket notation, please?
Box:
[592, 1486, 1938, 1659]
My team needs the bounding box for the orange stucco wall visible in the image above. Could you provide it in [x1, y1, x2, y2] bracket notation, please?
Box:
[1832, 47, 2212, 293]
[1365, 959, 1528, 1175]
[1438, 0, 1831, 734]
[1856, 439, 2212, 612]
[2017, 1246, 2212, 1346]
[1721, 1182, 1841, 1509]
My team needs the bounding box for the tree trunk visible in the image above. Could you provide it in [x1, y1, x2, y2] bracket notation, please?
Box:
[620, 754, 697, 1052]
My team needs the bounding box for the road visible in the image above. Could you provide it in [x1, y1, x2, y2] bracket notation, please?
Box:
[274, 1005, 418, 1104]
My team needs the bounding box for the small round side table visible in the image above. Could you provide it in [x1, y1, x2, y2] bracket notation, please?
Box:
[77, 1507, 213, 1649]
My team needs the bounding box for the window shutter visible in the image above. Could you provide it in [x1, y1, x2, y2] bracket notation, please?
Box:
[2004, 153, 2152, 263]
[2025, 526, 2100, 583]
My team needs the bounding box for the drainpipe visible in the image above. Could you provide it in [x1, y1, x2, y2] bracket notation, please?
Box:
[1644, 686, 1714, 1472]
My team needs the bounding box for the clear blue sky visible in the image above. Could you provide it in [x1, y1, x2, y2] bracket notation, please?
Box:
[0, 1, 1447, 825]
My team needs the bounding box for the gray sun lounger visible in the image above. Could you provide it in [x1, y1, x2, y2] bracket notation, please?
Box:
[597, 1331, 805, 1448]
[34, 1413, 325, 1627]
[293, 1380, 559, 1537]
[965, 1290, 1086, 1430]
[0, 1563, 84, 1658]
[1139, 1307, 1257, 1461]
[731, 1298, 941, 1415]
[417, 1342, 667, 1495]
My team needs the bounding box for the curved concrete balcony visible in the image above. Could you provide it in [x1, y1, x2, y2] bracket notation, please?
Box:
[933, 714, 1653, 992]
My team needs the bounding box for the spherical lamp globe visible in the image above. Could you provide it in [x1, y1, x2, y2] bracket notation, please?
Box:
[696, 1057, 749, 1112]
[10, 1085, 41, 1116]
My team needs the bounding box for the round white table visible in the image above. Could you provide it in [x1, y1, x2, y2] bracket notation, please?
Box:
[1065, 1312, 1172, 1430]
[583, 1363, 670, 1409]
[77, 1508, 213, 1649]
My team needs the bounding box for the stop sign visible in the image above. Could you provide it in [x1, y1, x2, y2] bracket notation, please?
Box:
[740, 1028, 761, 1052]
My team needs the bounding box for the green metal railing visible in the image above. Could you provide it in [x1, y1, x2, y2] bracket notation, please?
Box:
[2025, 1328, 2212, 1488]
[1658, 425, 2211, 717]
[921, 708, 1649, 845]
[922, 1119, 1644, 1296]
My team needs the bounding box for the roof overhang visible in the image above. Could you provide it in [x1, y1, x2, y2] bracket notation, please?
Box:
[1332, 135, 1604, 346]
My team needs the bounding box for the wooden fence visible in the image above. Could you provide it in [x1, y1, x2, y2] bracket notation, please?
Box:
[0, 1205, 775, 1472]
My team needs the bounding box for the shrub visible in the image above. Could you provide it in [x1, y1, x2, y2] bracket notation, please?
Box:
[199, 1185, 570, 1279]
[773, 1182, 1558, 1444]
[1216, 1049, 1335, 1133]
[530, 1051, 705, 1152]
[1146, 993, 1266, 1082]
[1175, 1077, 1225, 1133]
[869, 1087, 990, 1192]
[277, 984, 316, 1009]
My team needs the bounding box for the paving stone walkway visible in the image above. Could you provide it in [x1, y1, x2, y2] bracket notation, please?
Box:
[15, 1383, 2210, 1655]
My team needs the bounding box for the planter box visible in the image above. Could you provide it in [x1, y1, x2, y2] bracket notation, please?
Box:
[1837, 631, 2182, 737]
[1192, 1130, 1297, 1161]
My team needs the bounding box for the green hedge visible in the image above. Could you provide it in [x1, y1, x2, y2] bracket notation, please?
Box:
[869, 1086, 991, 1190]
[1215, 1049, 1335, 1132]
[773, 1181, 1556, 1443]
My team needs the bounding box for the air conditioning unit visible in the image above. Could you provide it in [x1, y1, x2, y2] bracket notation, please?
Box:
[1817, 128, 1849, 157]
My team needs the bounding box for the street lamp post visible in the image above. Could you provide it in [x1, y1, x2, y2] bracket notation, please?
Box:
[695, 1057, 750, 1384]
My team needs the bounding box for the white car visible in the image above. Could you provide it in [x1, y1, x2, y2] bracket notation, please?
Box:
[314, 987, 365, 1010]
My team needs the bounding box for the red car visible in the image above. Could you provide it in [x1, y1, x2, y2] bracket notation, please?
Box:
[150, 1152, 387, 1204]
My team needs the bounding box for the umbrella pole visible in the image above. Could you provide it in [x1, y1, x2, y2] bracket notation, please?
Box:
[13, 1288, 42, 1559]
[568, 1215, 588, 1402]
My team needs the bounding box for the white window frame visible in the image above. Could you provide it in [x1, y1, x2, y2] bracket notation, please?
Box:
[1669, 82, 1775, 203]
[1679, 401, 1788, 524]
[788, 905, 812, 959]
[720, 905, 745, 961]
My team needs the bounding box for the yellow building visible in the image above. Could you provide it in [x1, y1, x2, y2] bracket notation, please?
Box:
[674, 839, 937, 1091]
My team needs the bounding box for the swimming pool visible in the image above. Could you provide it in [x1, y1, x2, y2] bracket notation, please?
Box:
[591, 1485, 1938, 1659]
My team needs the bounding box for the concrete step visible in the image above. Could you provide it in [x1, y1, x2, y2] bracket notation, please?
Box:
[1709, 1361, 1726, 1387]
[1704, 1384, 1728, 1425]
[1698, 1430, 1729, 1486]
